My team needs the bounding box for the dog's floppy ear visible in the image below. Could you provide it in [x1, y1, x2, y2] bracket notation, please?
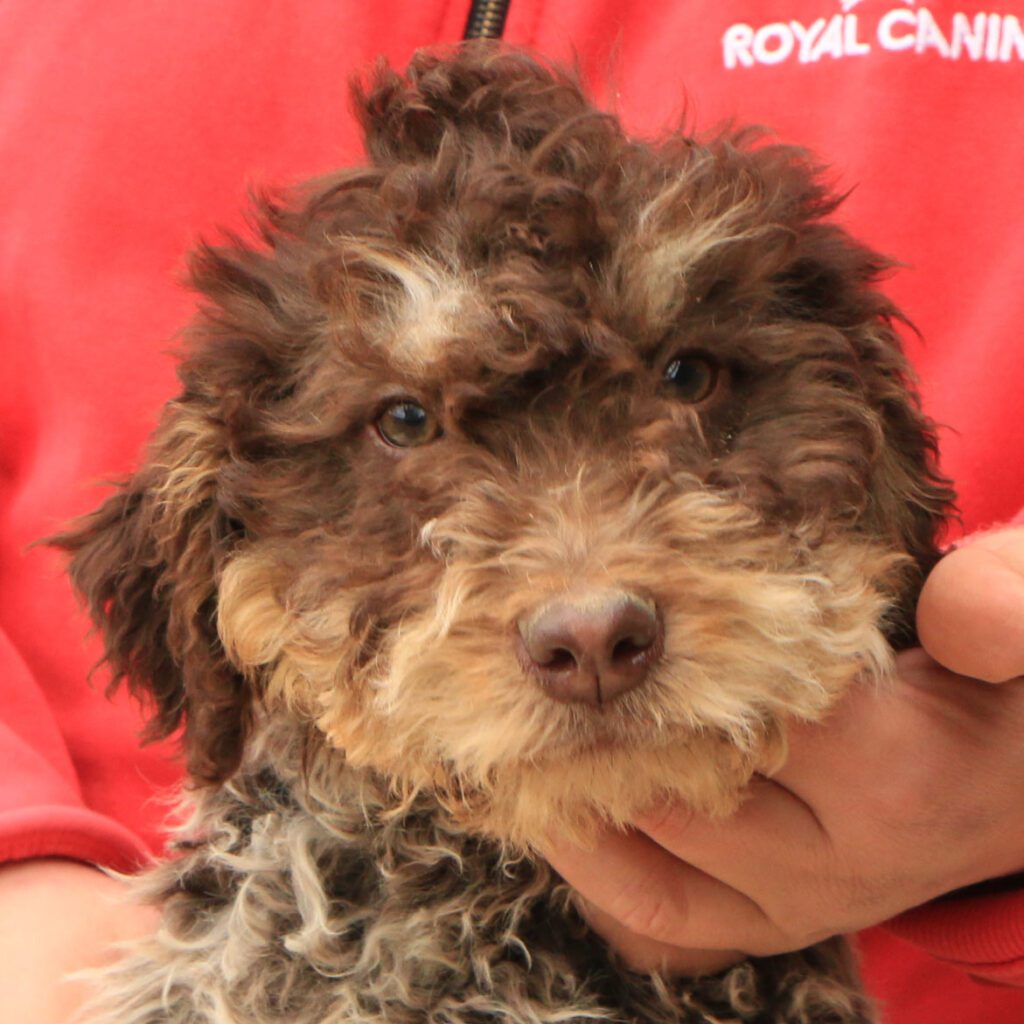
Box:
[55, 398, 246, 783]
[771, 216, 956, 640]
[847, 311, 955, 581]
[56, 191, 323, 782]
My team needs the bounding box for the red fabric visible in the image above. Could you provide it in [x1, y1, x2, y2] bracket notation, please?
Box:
[1, 2, 1022, 1021]
[888, 889, 1024, 977]
[858, 926, 1024, 1023]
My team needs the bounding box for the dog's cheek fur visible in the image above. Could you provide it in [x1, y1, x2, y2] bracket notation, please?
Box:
[217, 548, 370, 723]
[216, 540, 446, 741]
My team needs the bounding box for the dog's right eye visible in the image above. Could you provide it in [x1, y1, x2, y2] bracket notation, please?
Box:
[663, 351, 720, 404]
[376, 401, 440, 448]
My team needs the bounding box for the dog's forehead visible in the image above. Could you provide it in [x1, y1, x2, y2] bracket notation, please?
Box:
[373, 268, 638, 385]
[350, 228, 734, 383]
[324, 142, 805, 388]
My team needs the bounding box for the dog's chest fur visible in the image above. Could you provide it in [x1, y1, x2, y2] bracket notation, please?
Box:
[87, 728, 869, 1024]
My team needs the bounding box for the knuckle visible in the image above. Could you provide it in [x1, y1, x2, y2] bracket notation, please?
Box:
[636, 802, 695, 843]
[769, 913, 820, 951]
[750, 911, 825, 956]
[613, 889, 688, 945]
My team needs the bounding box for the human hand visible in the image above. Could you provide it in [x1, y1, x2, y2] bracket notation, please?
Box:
[545, 527, 1024, 976]
[0, 858, 159, 1024]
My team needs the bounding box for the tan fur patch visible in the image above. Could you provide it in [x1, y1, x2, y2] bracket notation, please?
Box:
[338, 239, 485, 371]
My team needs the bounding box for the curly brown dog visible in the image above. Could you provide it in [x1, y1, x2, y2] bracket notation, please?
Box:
[59, 44, 952, 1024]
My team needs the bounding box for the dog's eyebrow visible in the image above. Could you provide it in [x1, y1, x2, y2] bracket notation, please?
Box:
[390, 277, 479, 370]
[603, 152, 806, 343]
[615, 222, 783, 335]
[337, 239, 487, 371]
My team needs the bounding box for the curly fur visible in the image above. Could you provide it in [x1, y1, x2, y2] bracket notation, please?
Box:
[81, 724, 872, 1024]
[57, 44, 953, 1024]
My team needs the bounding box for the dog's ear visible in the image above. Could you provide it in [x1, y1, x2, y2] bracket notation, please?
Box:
[55, 186, 334, 782]
[846, 312, 955, 580]
[770, 211, 956, 641]
[673, 140, 955, 609]
[55, 394, 246, 784]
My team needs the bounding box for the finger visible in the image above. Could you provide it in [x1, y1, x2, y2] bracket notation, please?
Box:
[576, 898, 745, 976]
[768, 682, 892, 794]
[768, 661, 940, 806]
[635, 777, 829, 891]
[544, 824, 793, 955]
[917, 527, 1024, 683]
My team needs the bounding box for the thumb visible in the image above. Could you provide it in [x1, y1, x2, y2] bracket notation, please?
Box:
[916, 526, 1024, 683]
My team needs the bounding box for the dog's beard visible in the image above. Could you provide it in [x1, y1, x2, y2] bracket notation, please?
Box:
[219, 474, 905, 848]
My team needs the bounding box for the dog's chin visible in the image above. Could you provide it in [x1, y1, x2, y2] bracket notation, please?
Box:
[441, 714, 786, 851]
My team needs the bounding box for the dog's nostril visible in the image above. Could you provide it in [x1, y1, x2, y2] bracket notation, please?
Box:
[543, 648, 578, 671]
[611, 636, 648, 663]
[516, 591, 662, 706]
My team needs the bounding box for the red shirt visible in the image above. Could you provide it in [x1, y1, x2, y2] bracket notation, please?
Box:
[1, 3, 1022, 1020]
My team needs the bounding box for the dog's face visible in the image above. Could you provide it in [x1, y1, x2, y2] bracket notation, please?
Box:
[61, 48, 951, 845]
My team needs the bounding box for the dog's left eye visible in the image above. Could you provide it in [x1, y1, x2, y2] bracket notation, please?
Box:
[376, 401, 440, 448]
[663, 352, 719, 403]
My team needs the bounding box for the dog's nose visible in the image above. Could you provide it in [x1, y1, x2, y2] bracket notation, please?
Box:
[516, 591, 662, 705]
